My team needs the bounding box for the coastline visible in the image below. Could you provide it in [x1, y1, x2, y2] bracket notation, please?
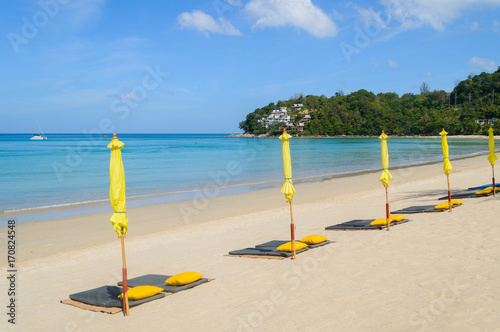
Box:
[1, 147, 493, 224]
[228, 133, 495, 139]
[2, 133, 496, 227]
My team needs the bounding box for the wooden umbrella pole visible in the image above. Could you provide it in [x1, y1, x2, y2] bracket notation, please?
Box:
[385, 186, 390, 231]
[447, 174, 452, 212]
[493, 165, 496, 197]
[289, 201, 296, 260]
[120, 235, 130, 316]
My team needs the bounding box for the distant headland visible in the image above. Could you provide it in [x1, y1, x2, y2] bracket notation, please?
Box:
[237, 68, 500, 137]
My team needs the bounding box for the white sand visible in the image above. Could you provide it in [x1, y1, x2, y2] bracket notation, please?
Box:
[2, 155, 500, 331]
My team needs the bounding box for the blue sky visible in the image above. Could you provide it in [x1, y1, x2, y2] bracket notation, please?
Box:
[1, 0, 499, 133]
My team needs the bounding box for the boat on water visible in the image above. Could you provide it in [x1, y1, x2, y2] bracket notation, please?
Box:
[30, 134, 47, 140]
[30, 121, 47, 140]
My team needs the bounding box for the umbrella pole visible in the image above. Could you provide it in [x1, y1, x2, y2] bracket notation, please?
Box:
[289, 201, 296, 260]
[447, 174, 452, 212]
[385, 186, 390, 231]
[493, 165, 496, 197]
[120, 234, 130, 316]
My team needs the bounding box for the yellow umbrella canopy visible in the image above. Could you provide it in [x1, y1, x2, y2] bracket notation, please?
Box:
[280, 131, 296, 202]
[488, 127, 497, 166]
[108, 136, 129, 236]
[107, 133, 130, 316]
[379, 131, 392, 187]
[439, 129, 452, 175]
[488, 127, 497, 196]
[279, 129, 296, 259]
[440, 129, 453, 212]
[379, 131, 392, 231]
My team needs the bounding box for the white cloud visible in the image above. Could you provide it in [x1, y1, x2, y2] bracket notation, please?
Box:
[494, 19, 500, 32]
[471, 21, 479, 30]
[245, 0, 338, 38]
[177, 10, 241, 36]
[422, 72, 432, 76]
[388, 58, 399, 68]
[467, 57, 497, 71]
[381, 0, 500, 31]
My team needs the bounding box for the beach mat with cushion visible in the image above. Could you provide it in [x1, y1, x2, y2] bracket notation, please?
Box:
[227, 238, 332, 259]
[117, 274, 211, 293]
[66, 285, 165, 309]
[228, 246, 309, 258]
[390, 205, 456, 214]
[439, 191, 492, 200]
[325, 219, 409, 231]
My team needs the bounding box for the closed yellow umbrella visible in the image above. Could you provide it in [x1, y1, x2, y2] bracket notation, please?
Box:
[379, 131, 392, 231]
[108, 133, 130, 316]
[487, 126, 497, 196]
[440, 129, 453, 212]
[280, 128, 297, 259]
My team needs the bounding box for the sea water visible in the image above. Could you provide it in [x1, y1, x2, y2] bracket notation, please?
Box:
[0, 133, 493, 224]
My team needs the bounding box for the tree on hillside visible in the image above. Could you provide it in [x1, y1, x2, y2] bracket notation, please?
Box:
[420, 82, 430, 95]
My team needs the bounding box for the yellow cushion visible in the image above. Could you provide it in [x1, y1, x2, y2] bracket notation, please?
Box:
[369, 218, 387, 226]
[475, 187, 498, 195]
[475, 188, 491, 195]
[276, 241, 308, 252]
[390, 214, 406, 222]
[434, 202, 450, 209]
[369, 215, 406, 226]
[118, 285, 163, 300]
[434, 200, 462, 210]
[300, 235, 328, 245]
[165, 272, 203, 286]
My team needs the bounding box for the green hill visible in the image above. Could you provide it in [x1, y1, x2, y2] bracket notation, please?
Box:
[239, 67, 500, 136]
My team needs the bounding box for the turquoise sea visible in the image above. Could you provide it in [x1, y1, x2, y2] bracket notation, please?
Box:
[0, 133, 495, 224]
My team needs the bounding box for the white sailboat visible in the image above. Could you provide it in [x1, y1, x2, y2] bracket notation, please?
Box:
[30, 121, 47, 140]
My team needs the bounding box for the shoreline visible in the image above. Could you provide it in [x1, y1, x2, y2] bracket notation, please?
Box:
[228, 133, 495, 139]
[1, 149, 493, 224]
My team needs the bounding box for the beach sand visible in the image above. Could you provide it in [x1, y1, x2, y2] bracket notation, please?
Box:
[2, 154, 500, 331]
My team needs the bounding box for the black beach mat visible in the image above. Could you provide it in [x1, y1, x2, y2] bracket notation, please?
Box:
[62, 285, 166, 314]
[438, 192, 492, 200]
[227, 246, 309, 258]
[390, 205, 461, 214]
[325, 219, 410, 231]
[117, 274, 211, 293]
